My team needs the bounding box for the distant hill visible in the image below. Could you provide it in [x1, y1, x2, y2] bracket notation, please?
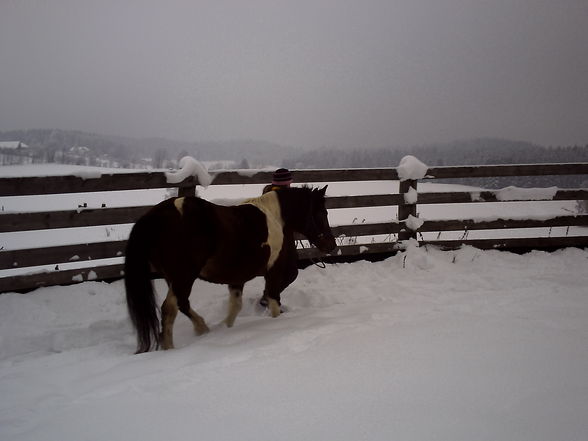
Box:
[0, 129, 296, 168]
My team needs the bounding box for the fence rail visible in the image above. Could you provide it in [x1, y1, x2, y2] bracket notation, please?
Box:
[1, 162, 587, 293]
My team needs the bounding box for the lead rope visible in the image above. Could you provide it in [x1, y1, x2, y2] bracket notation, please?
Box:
[297, 239, 327, 269]
[310, 257, 327, 269]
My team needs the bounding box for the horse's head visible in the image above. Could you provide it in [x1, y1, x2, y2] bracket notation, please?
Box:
[304, 186, 337, 253]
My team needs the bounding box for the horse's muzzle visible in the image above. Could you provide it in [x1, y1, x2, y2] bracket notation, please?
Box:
[315, 233, 337, 253]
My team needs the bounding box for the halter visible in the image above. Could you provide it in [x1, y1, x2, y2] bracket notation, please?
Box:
[299, 193, 332, 269]
[296, 237, 328, 269]
[303, 196, 328, 247]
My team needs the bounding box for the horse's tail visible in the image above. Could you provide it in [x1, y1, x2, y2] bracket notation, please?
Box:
[125, 216, 160, 353]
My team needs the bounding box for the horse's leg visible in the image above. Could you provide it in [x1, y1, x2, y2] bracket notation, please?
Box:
[183, 306, 209, 336]
[224, 283, 244, 328]
[263, 242, 299, 317]
[264, 263, 299, 318]
[263, 278, 283, 318]
[160, 287, 179, 350]
[175, 281, 209, 337]
[161, 272, 208, 349]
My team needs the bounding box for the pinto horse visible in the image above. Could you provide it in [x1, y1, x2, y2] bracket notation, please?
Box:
[125, 186, 336, 353]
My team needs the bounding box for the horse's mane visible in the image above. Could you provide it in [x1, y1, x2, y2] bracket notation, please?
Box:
[286, 185, 325, 196]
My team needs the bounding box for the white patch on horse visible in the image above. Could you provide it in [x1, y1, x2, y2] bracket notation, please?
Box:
[241, 192, 284, 270]
[174, 197, 185, 215]
[268, 298, 281, 318]
[225, 287, 243, 328]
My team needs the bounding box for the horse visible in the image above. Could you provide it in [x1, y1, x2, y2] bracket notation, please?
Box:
[124, 185, 337, 353]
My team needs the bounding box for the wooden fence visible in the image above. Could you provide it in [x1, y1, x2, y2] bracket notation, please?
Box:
[1, 162, 588, 293]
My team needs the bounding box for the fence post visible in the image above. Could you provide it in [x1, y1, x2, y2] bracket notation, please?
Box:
[398, 179, 418, 241]
[177, 180, 198, 198]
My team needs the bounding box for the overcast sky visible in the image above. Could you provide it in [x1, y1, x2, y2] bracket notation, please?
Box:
[1, 0, 587, 149]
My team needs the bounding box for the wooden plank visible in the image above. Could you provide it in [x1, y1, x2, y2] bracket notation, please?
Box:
[421, 236, 588, 251]
[418, 191, 496, 204]
[0, 241, 127, 270]
[0, 264, 125, 293]
[291, 168, 399, 183]
[552, 189, 588, 201]
[426, 163, 588, 180]
[0, 206, 150, 232]
[418, 189, 588, 204]
[0, 172, 196, 196]
[419, 215, 588, 232]
[211, 168, 399, 185]
[0, 167, 401, 197]
[297, 242, 398, 260]
[331, 222, 400, 238]
[0, 195, 401, 234]
[209, 170, 273, 185]
[325, 194, 402, 209]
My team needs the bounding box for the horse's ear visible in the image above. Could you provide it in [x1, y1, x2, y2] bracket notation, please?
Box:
[319, 185, 328, 195]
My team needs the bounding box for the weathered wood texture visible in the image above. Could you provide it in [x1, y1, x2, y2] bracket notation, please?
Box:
[0, 241, 127, 270]
[419, 215, 588, 232]
[0, 264, 124, 293]
[1, 162, 587, 292]
[0, 168, 399, 197]
[418, 189, 588, 204]
[420, 236, 588, 251]
[0, 207, 151, 232]
[0, 173, 193, 196]
[0, 195, 400, 233]
[425, 163, 588, 179]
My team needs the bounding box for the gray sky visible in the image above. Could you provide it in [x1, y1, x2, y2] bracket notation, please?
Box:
[1, 0, 587, 149]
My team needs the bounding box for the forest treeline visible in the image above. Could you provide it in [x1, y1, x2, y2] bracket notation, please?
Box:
[283, 138, 588, 188]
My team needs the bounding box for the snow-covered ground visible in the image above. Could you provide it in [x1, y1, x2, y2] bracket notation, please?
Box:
[1, 244, 587, 441]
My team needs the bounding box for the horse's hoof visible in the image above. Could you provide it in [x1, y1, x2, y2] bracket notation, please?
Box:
[268, 299, 281, 318]
[195, 324, 210, 335]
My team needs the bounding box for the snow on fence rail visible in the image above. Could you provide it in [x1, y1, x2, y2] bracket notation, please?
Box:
[1, 162, 588, 293]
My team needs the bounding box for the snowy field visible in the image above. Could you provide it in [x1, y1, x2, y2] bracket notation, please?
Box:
[1, 244, 587, 441]
[1, 163, 588, 440]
